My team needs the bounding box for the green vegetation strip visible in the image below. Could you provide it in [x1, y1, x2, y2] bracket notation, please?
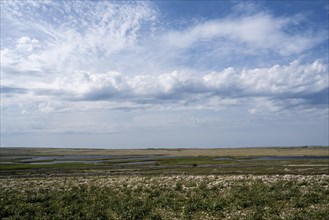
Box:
[1, 175, 328, 219]
[1, 157, 328, 176]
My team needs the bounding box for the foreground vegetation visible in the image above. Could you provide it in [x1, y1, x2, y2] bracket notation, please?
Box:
[1, 175, 328, 219]
[1, 147, 328, 219]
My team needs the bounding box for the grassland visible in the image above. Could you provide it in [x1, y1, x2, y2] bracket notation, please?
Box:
[1, 175, 328, 219]
[1, 146, 328, 157]
[0, 146, 328, 219]
[1, 146, 328, 176]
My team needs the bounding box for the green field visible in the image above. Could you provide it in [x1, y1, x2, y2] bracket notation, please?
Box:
[1, 147, 328, 219]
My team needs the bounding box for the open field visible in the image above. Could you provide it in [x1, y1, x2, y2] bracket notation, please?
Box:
[1, 146, 328, 177]
[1, 146, 328, 219]
[1, 146, 328, 157]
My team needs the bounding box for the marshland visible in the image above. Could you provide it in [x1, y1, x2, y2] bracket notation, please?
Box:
[1, 146, 328, 219]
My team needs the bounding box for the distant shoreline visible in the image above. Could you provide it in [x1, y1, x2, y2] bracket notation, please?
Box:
[1, 146, 328, 157]
[1, 145, 328, 150]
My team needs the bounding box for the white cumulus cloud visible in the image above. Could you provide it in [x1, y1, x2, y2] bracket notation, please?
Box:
[3, 59, 325, 112]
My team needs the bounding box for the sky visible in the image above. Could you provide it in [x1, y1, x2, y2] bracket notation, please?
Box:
[0, 0, 328, 148]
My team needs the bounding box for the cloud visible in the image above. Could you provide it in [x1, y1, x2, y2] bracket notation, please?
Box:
[2, 0, 327, 79]
[63, 60, 328, 104]
[163, 13, 326, 56]
[3, 60, 326, 113]
[15, 36, 40, 52]
[1, 1, 157, 73]
[1, 86, 28, 94]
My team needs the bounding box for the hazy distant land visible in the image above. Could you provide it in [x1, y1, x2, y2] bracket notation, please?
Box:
[1, 145, 328, 157]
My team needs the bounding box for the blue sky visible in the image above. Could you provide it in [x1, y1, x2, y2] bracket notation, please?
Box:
[1, 0, 328, 148]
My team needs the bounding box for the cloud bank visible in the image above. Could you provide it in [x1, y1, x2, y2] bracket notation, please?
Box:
[3, 60, 328, 112]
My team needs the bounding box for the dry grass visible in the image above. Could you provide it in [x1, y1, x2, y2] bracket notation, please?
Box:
[1, 146, 328, 157]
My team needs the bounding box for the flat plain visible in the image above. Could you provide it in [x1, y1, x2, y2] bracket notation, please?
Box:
[1, 146, 328, 156]
[1, 146, 328, 219]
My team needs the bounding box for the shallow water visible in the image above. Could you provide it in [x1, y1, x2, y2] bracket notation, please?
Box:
[256, 156, 329, 160]
[116, 161, 156, 165]
[215, 156, 329, 161]
[2, 155, 176, 165]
